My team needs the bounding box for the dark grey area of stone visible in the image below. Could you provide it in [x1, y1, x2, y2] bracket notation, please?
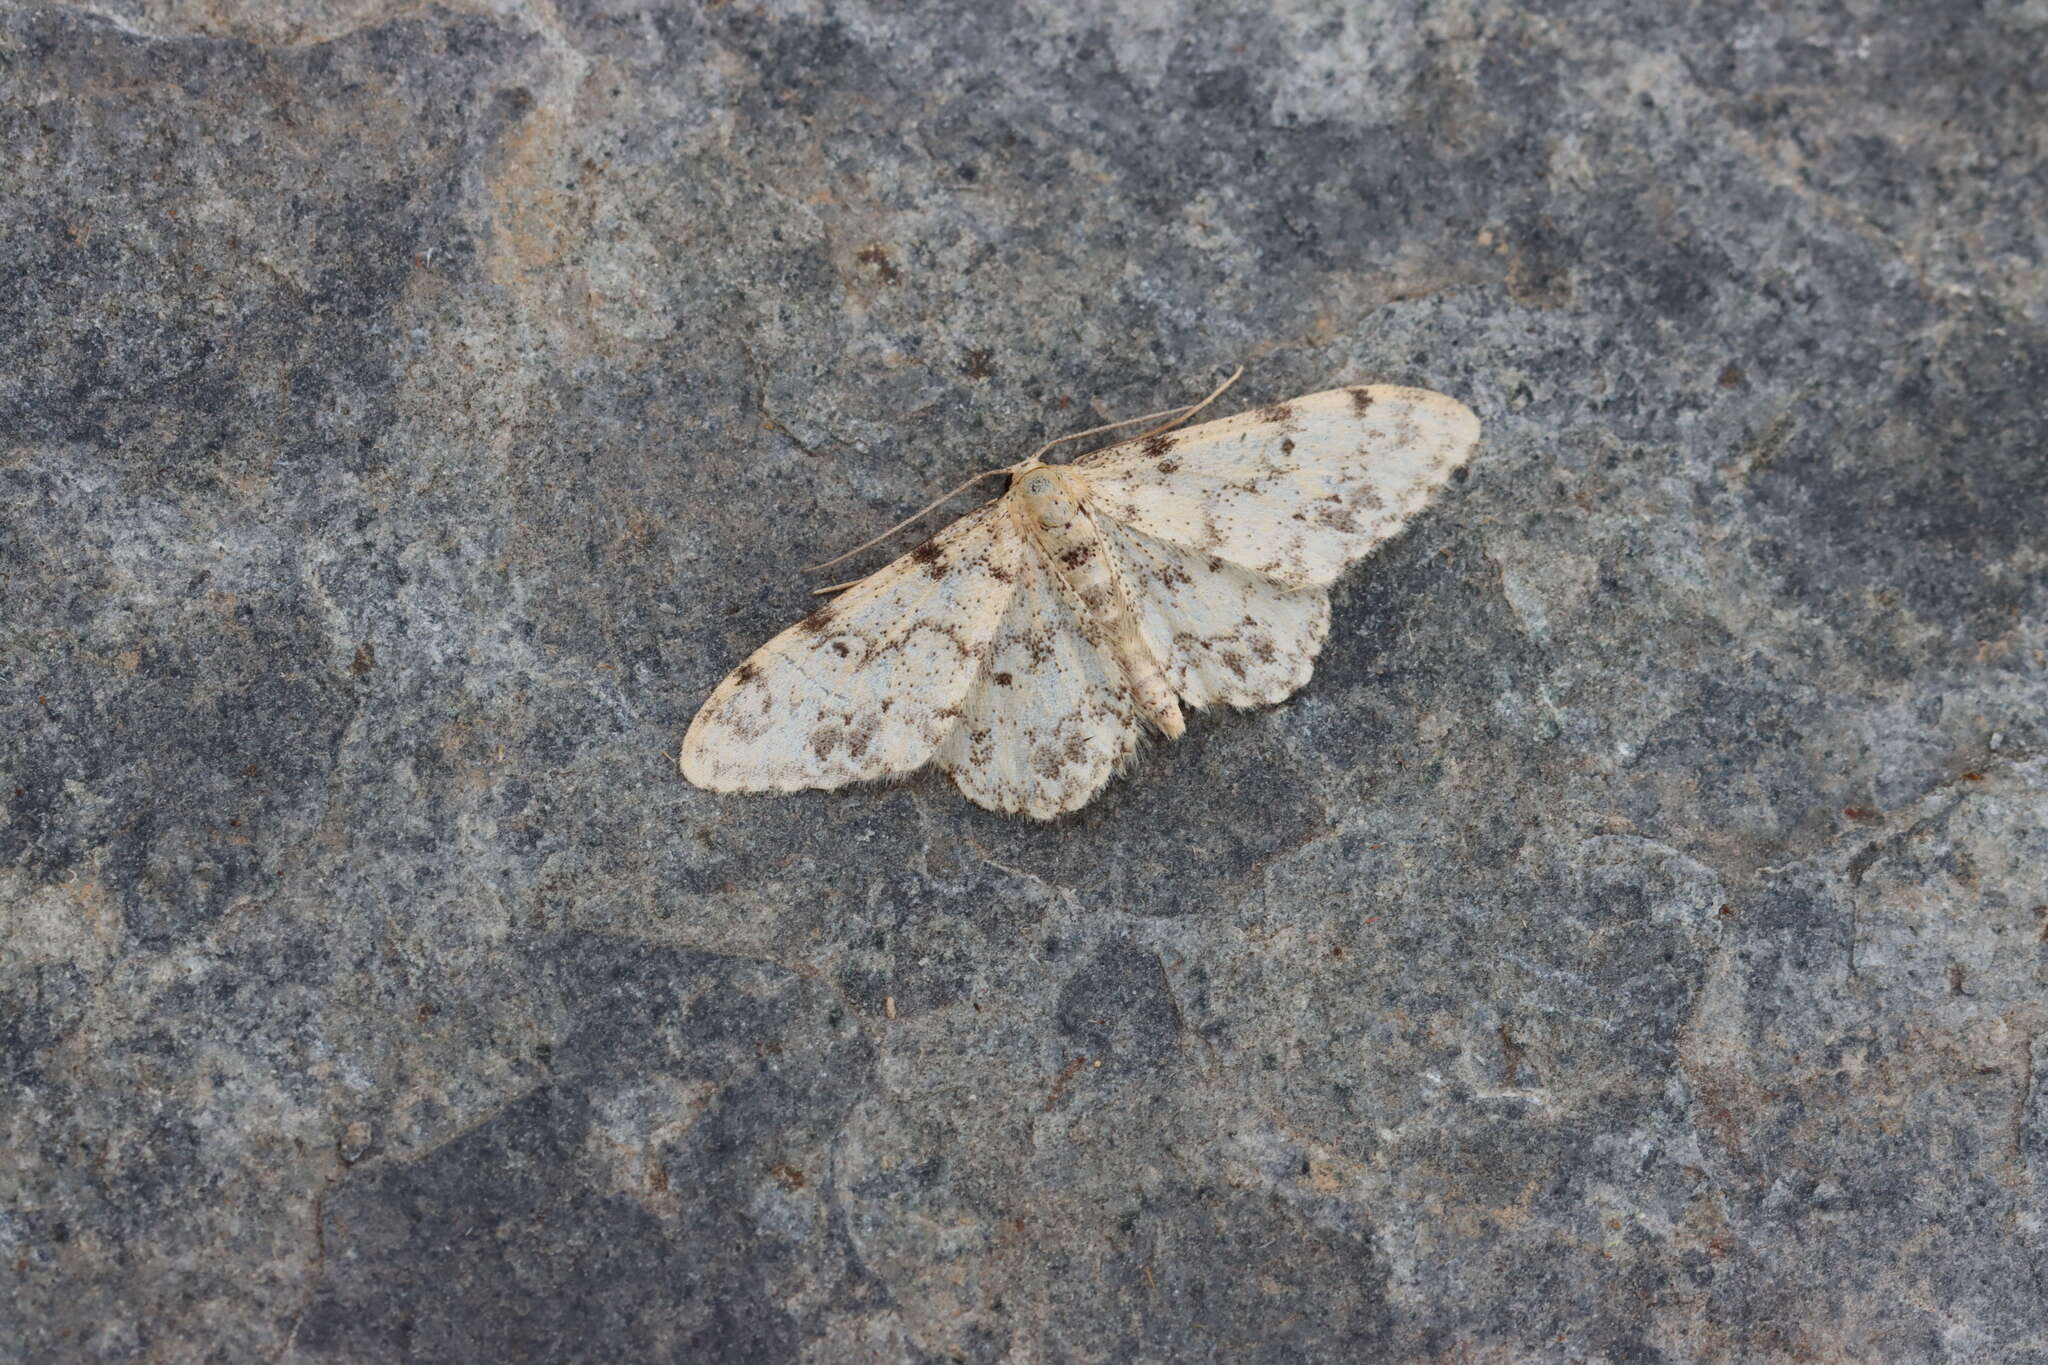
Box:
[3, 0, 2045, 1359]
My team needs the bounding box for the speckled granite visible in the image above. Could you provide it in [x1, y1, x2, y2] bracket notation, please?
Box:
[3, 1, 2045, 1360]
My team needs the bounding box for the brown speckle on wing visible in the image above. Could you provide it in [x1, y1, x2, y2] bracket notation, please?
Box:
[909, 538, 949, 577]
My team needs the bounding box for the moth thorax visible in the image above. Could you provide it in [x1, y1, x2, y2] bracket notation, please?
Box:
[1018, 468, 1083, 531]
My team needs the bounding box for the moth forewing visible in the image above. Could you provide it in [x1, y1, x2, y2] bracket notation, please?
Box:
[678, 501, 1024, 792]
[1075, 385, 1482, 588]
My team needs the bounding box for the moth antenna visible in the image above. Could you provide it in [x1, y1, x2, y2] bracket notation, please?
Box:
[1022, 368, 1243, 464]
[802, 467, 1011, 574]
[1123, 365, 1243, 446]
[803, 367, 1247, 577]
[810, 575, 865, 596]
[1022, 405, 1201, 465]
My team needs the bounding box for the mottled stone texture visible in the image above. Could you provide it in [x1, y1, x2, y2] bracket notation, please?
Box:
[2, 0, 2044, 1359]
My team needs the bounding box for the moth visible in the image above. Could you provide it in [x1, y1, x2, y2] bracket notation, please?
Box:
[681, 374, 1481, 818]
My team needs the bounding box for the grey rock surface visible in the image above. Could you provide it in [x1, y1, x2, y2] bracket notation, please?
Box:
[4, 0, 2045, 1359]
